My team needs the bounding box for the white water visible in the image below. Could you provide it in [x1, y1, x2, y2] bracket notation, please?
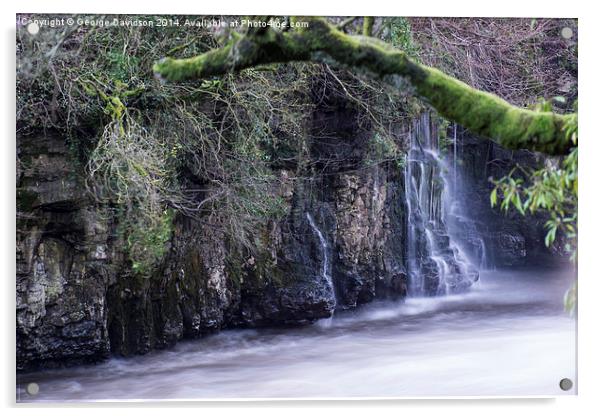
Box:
[305, 212, 336, 308]
[427, 147, 479, 278]
[404, 114, 476, 296]
[17, 268, 576, 401]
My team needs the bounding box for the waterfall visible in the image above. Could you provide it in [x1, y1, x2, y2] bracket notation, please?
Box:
[446, 124, 492, 270]
[404, 145, 420, 295]
[453, 123, 458, 193]
[448, 200, 491, 270]
[305, 212, 336, 308]
[404, 113, 479, 297]
[478, 238, 489, 269]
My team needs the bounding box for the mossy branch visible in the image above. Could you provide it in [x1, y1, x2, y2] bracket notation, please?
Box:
[153, 17, 576, 155]
[363, 17, 375, 36]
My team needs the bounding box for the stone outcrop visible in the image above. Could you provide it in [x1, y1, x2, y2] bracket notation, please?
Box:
[17, 135, 112, 369]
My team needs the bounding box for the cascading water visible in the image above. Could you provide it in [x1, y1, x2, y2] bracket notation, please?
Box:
[445, 124, 492, 270]
[404, 113, 479, 296]
[305, 212, 337, 309]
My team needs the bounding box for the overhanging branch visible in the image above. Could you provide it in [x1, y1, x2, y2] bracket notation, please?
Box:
[153, 17, 576, 156]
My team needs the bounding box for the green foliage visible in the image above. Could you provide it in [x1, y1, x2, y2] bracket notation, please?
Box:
[365, 132, 402, 167]
[387, 18, 420, 59]
[564, 281, 577, 317]
[121, 208, 175, 276]
[106, 50, 141, 83]
[490, 114, 577, 312]
[490, 145, 577, 258]
[491, 150, 577, 256]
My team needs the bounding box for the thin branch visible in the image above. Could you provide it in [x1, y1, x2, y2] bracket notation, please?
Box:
[363, 17, 375, 36]
[337, 17, 358, 31]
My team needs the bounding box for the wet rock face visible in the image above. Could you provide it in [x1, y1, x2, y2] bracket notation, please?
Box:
[331, 169, 407, 308]
[16, 135, 112, 370]
[491, 232, 527, 266]
[451, 129, 563, 267]
[105, 217, 237, 356]
[15, 134, 240, 369]
[304, 90, 408, 308]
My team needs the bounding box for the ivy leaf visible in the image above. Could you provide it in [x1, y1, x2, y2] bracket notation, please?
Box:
[490, 189, 497, 207]
[564, 282, 577, 317]
[512, 193, 525, 215]
[545, 225, 557, 247]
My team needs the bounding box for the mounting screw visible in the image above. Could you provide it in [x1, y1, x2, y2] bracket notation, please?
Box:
[561, 27, 573, 39]
[26, 382, 39, 396]
[26, 22, 39, 35]
[559, 378, 573, 391]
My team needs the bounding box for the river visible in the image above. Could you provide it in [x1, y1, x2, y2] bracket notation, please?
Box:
[16, 268, 576, 401]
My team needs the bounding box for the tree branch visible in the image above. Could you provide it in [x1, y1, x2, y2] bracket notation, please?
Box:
[153, 17, 576, 156]
[337, 17, 357, 32]
[363, 17, 374, 36]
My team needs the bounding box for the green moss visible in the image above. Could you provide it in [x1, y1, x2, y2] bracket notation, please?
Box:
[363, 17, 375, 36]
[409, 65, 573, 154]
[153, 41, 236, 82]
[224, 225, 295, 290]
[122, 208, 175, 277]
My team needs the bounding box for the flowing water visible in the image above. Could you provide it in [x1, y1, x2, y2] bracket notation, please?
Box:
[305, 212, 336, 308]
[17, 268, 576, 401]
[404, 114, 477, 296]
